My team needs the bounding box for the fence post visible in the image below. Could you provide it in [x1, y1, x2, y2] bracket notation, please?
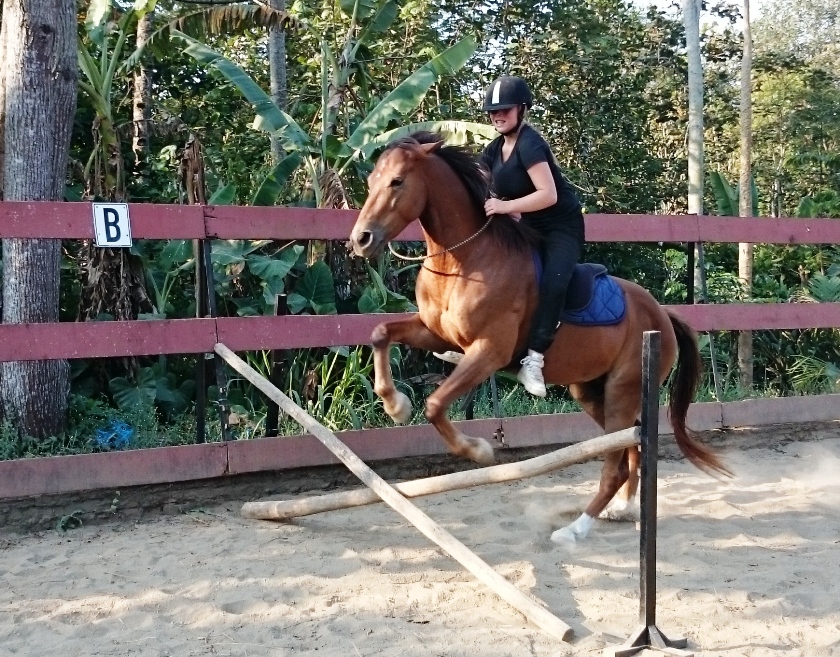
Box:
[194, 238, 207, 444]
[264, 294, 289, 437]
[199, 240, 233, 442]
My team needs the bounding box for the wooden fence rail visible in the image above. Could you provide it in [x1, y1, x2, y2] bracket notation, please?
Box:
[0, 202, 838, 501]
[2, 201, 839, 242]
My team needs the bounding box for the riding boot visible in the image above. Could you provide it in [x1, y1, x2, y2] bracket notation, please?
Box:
[517, 349, 546, 397]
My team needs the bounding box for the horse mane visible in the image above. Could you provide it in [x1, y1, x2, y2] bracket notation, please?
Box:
[384, 131, 537, 254]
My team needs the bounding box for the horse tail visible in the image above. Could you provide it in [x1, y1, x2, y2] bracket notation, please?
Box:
[667, 312, 732, 477]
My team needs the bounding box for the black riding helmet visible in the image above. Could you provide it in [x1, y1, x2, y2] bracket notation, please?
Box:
[482, 75, 534, 111]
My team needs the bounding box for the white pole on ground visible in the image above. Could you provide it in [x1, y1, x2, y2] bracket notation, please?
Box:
[214, 342, 574, 642]
[242, 428, 639, 520]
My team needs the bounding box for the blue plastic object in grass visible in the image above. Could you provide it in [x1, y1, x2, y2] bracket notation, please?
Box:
[95, 420, 134, 450]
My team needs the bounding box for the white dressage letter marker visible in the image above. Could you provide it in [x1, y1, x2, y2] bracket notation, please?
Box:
[92, 203, 132, 247]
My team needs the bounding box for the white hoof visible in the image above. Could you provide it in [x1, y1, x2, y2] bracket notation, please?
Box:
[550, 526, 579, 545]
[385, 392, 412, 424]
[465, 437, 495, 466]
[433, 351, 464, 365]
[599, 498, 640, 522]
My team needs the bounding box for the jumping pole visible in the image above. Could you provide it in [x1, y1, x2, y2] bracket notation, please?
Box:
[604, 331, 693, 657]
[242, 428, 639, 521]
[215, 342, 574, 642]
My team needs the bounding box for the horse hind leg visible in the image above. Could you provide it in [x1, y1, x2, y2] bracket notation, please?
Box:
[600, 444, 640, 521]
[551, 378, 640, 545]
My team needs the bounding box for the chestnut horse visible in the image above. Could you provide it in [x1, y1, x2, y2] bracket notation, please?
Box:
[349, 132, 728, 543]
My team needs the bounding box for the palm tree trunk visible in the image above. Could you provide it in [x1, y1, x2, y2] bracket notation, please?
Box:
[268, 0, 288, 164]
[0, 0, 75, 437]
[738, 0, 754, 390]
[132, 11, 153, 188]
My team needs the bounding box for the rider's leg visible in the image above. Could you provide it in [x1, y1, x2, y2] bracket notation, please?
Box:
[518, 229, 582, 396]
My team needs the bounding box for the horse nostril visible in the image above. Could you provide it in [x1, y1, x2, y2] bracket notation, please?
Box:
[358, 231, 373, 248]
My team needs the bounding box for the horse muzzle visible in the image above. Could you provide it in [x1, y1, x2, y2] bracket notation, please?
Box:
[349, 225, 385, 258]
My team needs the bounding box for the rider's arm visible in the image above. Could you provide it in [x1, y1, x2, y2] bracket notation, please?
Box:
[484, 161, 557, 216]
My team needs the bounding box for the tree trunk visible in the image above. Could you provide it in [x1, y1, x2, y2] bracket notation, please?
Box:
[132, 11, 153, 188]
[684, 0, 705, 301]
[738, 0, 754, 390]
[0, 0, 76, 437]
[268, 0, 287, 164]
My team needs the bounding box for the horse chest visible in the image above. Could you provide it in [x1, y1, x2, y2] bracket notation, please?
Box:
[418, 282, 489, 345]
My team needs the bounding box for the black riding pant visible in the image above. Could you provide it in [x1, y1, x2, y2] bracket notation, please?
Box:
[526, 226, 583, 354]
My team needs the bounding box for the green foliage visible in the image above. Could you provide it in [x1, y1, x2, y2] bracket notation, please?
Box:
[16, 0, 838, 457]
[357, 263, 417, 313]
[250, 152, 303, 205]
[287, 261, 337, 314]
[109, 362, 196, 419]
[131, 239, 196, 318]
[709, 170, 759, 216]
[174, 22, 484, 207]
[303, 347, 378, 431]
[210, 241, 305, 316]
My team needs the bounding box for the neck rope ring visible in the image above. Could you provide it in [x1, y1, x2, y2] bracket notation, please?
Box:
[387, 215, 494, 262]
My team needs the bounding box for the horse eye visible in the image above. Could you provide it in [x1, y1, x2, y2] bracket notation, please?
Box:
[390, 177, 403, 188]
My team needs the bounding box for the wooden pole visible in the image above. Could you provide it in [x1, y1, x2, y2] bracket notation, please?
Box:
[242, 428, 639, 521]
[215, 342, 574, 642]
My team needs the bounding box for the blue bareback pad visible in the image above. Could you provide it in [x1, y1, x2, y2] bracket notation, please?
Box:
[532, 254, 626, 326]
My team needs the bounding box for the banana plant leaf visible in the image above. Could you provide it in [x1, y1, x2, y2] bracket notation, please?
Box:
[122, 4, 302, 73]
[709, 171, 738, 216]
[209, 182, 237, 205]
[339, 36, 478, 159]
[172, 31, 313, 153]
[247, 247, 303, 286]
[709, 170, 759, 216]
[349, 0, 399, 60]
[356, 120, 498, 161]
[250, 152, 302, 206]
[211, 240, 272, 265]
[339, 0, 379, 19]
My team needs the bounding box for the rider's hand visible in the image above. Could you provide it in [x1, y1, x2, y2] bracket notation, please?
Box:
[484, 197, 509, 216]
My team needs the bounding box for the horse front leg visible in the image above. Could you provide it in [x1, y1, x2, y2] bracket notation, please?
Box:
[370, 315, 453, 425]
[423, 339, 509, 466]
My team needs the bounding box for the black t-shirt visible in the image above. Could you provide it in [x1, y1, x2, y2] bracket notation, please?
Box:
[481, 124, 584, 239]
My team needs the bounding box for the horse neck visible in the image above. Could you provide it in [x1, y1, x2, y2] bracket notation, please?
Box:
[417, 157, 488, 258]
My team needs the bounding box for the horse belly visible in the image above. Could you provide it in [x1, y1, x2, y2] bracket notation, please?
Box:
[542, 323, 624, 386]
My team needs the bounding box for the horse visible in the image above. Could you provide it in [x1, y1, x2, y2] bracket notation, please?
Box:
[348, 132, 729, 544]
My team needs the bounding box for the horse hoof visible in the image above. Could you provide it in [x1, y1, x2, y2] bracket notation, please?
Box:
[599, 499, 640, 522]
[466, 438, 495, 466]
[385, 392, 412, 424]
[550, 526, 579, 545]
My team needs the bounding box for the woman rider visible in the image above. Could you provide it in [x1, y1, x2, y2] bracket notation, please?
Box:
[480, 75, 585, 397]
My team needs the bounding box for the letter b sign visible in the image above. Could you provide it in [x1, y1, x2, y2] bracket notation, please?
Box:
[92, 203, 132, 247]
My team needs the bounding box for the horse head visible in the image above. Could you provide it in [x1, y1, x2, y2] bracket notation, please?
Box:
[349, 137, 442, 258]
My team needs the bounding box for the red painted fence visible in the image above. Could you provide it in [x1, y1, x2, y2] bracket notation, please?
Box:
[0, 201, 839, 501]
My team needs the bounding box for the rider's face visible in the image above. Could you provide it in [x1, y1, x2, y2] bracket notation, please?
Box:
[488, 106, 519, 133]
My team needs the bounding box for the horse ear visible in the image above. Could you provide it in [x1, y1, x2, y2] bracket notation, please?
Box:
[418, 140, 443, 156]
